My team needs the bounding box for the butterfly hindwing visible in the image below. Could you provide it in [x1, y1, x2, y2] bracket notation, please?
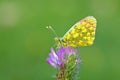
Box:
[62, 16, 97, 47]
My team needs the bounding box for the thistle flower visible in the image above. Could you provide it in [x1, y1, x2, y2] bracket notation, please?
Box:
[46, 46, 81, 80]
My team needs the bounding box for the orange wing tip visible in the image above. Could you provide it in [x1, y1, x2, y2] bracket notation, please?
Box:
[82, 16, 97, 27]
[86, 16, 96, 22]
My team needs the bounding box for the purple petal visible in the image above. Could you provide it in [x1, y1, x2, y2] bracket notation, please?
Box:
[64, 47, 71, 53]
[49, 53, 58, 64]
[56, 47, 65, 58]
[50, 48, 58, 60]
[47, 48, 58, 64]
[46, 58, 57, 68]
[65, 47, 77, 55]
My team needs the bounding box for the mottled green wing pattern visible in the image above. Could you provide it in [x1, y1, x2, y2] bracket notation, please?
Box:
[62, 16, 97, 47]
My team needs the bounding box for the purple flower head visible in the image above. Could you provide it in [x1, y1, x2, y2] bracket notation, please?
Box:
[46, 46, 81, 80]
[46, 46, 80, 68]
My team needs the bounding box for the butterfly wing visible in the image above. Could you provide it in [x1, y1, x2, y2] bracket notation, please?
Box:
[62, 16, 97, 47]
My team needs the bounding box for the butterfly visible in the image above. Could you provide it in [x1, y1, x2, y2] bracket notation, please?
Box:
[48, 16, 97, 47]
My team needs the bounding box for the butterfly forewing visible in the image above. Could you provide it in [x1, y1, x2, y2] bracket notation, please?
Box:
[62, 16, 97, 47]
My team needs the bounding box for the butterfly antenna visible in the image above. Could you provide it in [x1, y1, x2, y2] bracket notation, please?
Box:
[46, 26, 62, 47]
[46, 26, 58, 37]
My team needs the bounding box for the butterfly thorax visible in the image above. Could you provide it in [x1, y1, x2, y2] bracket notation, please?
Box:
[54, 37, 67, 47]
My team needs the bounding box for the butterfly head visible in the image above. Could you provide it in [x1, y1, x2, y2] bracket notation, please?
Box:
[54, 37, 66, 47]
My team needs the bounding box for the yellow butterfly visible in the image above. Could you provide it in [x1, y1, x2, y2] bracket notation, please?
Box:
[48, 16, 97, 47]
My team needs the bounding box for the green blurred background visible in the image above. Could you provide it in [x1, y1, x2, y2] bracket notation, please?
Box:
[0, 0, 120, 80]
